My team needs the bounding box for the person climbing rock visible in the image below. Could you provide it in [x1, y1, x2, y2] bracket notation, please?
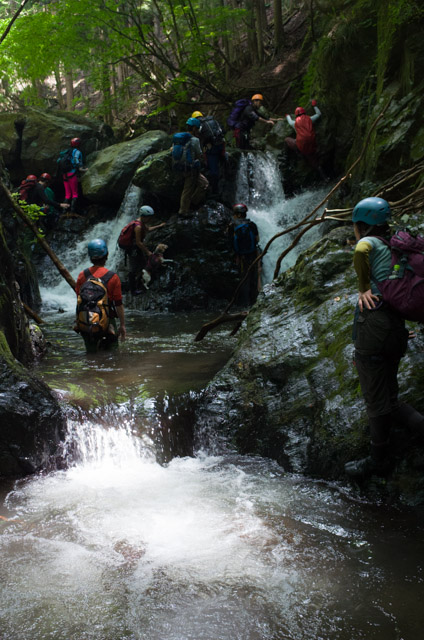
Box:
[284, 101, 326, 179]
[75, 238, 126, 353]
[57, 137, 87, 214]
[172, 117, 209, 216]
[228, 94, 274, 150]
[17, 173, 69, 222]
[344, 197, 424, 479]
[229, 203, 260, 307]
[119, 205, 166, 296]
[38, 173, 69, 228]
[191, 110, 226, 196]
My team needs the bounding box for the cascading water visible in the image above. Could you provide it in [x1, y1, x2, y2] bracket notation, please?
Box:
[235, 151, 329, 282]
[39, 184, 143, 312]
[1, 165, 424, 640]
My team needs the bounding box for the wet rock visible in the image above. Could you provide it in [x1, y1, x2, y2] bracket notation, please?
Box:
[121, 201, 240, 311]
[82, 130, 171, 205]
[0, 107, 114, 184]
[194, 221, 424, 503]
[0, 359, 66, 478]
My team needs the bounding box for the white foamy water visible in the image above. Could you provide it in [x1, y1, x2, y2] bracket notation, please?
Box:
[1, 420, 423, 640]
[235, 152, 329, 281]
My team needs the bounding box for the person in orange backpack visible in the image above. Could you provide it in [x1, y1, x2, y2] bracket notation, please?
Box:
[284, 100, 325, 178]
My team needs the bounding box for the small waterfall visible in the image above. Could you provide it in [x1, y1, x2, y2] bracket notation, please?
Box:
[235, 152, 329, 282]
[39, 184, 143, 312]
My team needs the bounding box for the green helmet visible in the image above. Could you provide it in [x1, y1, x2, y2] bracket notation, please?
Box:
[88, 238, 108, 258]
[352, 197, 391, 226]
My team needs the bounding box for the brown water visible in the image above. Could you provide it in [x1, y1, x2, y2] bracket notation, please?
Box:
[1, 310, 424, 640]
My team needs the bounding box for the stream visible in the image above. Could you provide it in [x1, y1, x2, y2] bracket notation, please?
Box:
[1, 156, 424, 639]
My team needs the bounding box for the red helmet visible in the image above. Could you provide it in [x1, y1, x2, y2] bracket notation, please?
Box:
[26, 174, 37, 181]
[233, 203, 248, 215]
[295, 107, 306, 117]
[70, 137, 81, 147]
[40, 172, 52, 182]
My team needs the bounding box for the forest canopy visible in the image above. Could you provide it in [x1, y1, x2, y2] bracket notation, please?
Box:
[0, 1, 423, 127]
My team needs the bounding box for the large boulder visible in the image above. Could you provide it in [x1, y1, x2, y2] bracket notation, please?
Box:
[194, 217, 424, 504]
[0, 354, 67, 477]
[132, 147, 243, 214]
[0, 108, 114, 185]
[82, 131, 172, 205]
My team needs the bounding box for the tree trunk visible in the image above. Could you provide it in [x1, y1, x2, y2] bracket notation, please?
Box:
[54, 67, 65, 109]
[64, 70, 74, 111]
[274, 0, 284, 52]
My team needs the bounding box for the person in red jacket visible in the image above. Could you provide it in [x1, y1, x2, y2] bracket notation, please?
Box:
[284, 100, 325, 178]
[75, 238, 126, 352]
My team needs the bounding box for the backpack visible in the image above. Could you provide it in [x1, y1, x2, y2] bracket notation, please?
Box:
[76, 269, 115, 335]
[233, 222, 256, 255]
[171, 132, 197, 171]
[295, 114, 316, 155]
[227, 99, 250, 129]
[17, 178, 37, 202]
[118, 220, 143, 249]
[57, 148, 75, 174]
[200, 116, 224, 145]
[375, 230, 424, 322]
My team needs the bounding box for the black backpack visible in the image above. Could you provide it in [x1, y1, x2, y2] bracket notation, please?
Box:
[76, 269, 115, 335]
[200, 116, 224, 145]
[57, 148, 75, 174]
[233, 222, 256, 255]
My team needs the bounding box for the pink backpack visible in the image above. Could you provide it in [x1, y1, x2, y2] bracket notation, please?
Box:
[376, 230, 424, 322]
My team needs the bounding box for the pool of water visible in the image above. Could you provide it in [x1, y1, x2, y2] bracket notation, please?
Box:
[1, 311, 424, 640]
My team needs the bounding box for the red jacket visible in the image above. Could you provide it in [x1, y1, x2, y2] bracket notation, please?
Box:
[295, 114, 317, 155]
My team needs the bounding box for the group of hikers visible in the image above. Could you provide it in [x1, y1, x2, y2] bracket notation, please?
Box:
[16, 136, 87, 228]
[15, 96, 424, 483]
[172, 94, 324, 214]
[75, 192, 424, 483]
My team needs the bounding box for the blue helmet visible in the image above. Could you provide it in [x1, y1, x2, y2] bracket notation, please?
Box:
[352, 197, 391, 226]
[186, 117, 201, 128]
[139, 205, 154, 216]
[87, 238, 108, 259]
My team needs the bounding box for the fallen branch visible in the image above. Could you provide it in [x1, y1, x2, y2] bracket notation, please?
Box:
[23, 302, 44, 325]
[0, 178, 76, 291]
[194, 312, 248, 342]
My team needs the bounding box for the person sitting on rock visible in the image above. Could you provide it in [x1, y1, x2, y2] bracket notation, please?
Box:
[284, 101, 326, 179]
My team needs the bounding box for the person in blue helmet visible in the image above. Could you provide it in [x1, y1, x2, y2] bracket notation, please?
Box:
[174, 117, 209, 216]
[344, 197, 424, 478]
[75, 238, 126, 353]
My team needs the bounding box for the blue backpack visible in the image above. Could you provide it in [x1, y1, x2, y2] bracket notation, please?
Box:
[233, 222, 256, 255]
[227, 98, 250, 129]
[172, 132, 196, 171]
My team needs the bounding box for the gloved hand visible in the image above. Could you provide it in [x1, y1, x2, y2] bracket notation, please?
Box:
[311, 99, 317, 107]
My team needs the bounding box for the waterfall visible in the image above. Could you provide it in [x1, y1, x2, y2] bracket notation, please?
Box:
[39, 184, 143, 312]
[235, 152, 329, 282]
